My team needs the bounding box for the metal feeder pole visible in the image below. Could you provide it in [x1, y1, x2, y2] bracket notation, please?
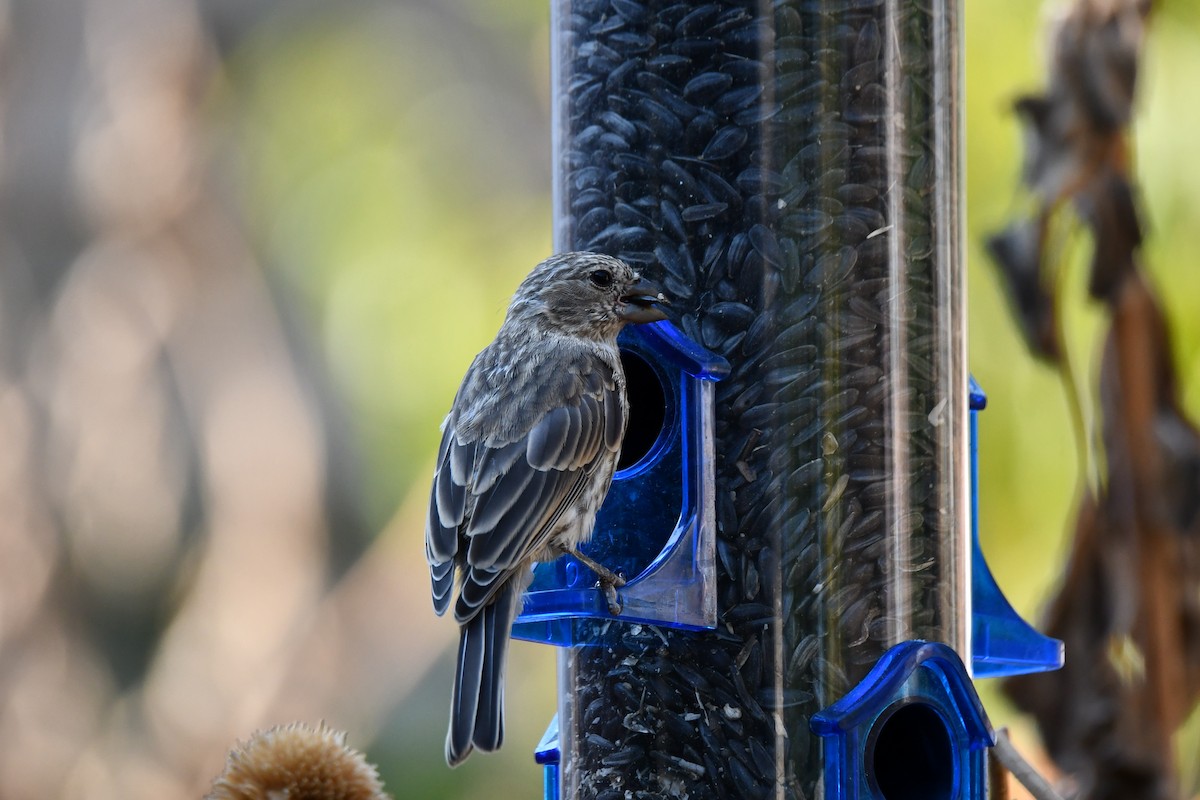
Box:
[551, 0, 965, 796]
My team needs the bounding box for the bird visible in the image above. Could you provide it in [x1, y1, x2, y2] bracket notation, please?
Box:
[425, 251, 669, 766]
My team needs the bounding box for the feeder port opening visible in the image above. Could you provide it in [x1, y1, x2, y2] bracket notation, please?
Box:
[616, 349, 668, 473]
[869, 701, 956, 800]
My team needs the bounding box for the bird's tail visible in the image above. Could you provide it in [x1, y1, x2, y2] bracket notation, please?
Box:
[446, 580, 519, 766]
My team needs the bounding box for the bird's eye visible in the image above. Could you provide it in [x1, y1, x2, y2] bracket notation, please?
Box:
[588, 269, 614, 288]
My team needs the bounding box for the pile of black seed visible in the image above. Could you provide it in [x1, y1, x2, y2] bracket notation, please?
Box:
[555, 0, 960, 797]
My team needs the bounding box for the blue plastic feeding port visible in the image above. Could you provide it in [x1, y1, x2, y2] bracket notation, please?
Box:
[812, 641, 995, 800]
[511, 320, 729, 645]
[535, 715, 560, 800]
[968, 376, 1065, 677]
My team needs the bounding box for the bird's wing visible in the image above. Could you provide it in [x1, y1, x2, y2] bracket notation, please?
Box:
[427, 418, 472, 615]
[429, 351, 624, 624]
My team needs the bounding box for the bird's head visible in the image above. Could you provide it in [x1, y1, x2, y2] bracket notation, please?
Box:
[508, 252, 669, 340]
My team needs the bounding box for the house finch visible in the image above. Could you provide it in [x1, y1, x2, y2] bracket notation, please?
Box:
[426, 252, 668, 766]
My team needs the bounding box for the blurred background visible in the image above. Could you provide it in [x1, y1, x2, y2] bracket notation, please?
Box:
[0, 0, 1195, 798]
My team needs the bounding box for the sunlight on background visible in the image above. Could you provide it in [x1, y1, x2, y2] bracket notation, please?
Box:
[0, 0, 1195, 797]
[227, 4, 554, 512]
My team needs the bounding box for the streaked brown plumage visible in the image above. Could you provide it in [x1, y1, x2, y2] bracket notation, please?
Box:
[425, 252, 667, 766]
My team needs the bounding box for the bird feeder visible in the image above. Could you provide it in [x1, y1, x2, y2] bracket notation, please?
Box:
[524, 0, 1062, 797]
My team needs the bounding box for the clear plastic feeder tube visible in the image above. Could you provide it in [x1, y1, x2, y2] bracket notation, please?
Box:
[551, 0, 966, 796]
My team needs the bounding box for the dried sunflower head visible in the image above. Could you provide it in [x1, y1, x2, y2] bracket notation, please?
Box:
[206, 722, 390, 800]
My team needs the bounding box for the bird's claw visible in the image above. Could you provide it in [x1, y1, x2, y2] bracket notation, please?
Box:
[560, 545, 626, 614]
[600, 579, 623, 616]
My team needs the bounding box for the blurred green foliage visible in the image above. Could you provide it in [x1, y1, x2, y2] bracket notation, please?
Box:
[226, 4, 554, 525]
[968, 0, 1200, 636]
[966, 0, 1200, 769]
[217, 0, 1200, 795]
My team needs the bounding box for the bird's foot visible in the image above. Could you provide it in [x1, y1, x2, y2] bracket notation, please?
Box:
[599, 579, 623, 616]
[560, 545, 625, 615]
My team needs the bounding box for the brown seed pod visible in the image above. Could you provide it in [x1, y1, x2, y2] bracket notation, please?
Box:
[205, 722, 389, 800]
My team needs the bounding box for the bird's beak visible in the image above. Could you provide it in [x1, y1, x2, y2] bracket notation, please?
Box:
[618, 279, 670, 323]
